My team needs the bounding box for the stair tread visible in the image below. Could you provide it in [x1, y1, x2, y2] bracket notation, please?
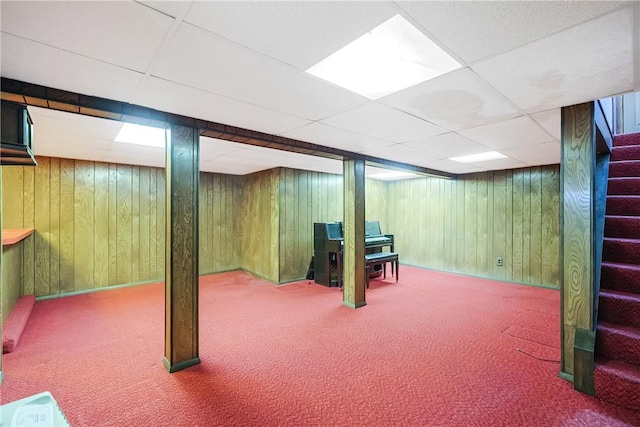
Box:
[604, 236, 640, 243]
[606, 214, 640, 220]
[598, 321, 640, 338]
[614, 133, 640, 147]
[607, 195, 640, 200]
[600, 288, 640, 301]
[595, 357, 640, 383]
[602, 260, 640, 270]
[610, 160, 640, 164]
[613, 145, 640, 150]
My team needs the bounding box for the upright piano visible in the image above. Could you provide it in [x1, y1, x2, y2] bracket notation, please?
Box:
[313, 221, 394, 287]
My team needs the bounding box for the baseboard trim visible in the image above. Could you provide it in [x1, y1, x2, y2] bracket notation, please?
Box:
[399, 262, 560, 290]
[35, 269, 244, 301]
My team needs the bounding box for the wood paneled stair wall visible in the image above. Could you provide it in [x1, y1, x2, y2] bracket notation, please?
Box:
[595, 132, 640, 411]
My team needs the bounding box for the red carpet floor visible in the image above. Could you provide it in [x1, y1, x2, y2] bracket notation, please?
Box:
[2, 267, 640, 426]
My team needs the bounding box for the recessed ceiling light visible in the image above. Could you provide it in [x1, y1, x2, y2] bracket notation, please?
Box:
[367, 171, 420, 181]
[306, 14, 461, 100]
[114, 123, 166, 148]
[449, 151, 507, 163]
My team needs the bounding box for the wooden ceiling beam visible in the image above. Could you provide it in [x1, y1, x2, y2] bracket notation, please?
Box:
[1, 77, 455, 179]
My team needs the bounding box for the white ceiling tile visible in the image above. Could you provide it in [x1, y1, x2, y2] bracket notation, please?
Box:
[214, 155, 279, 170]
[293, 158, 344, 176]
[1, 1, 174, 72]
[110, 143, 165, 156]
[1, 34, 144, 102]
[230, 146, 306, 164]
[34, 134, 114, 154]
[29, 107, 123, 142]
[530, 109, 561, 141]
[138, 1, 193, 19]
[379, 68, 521, 131]
[457, 116, 554, 150]
[403, 132, 490, 159]
[366, 165, 394, 176]
[105, 150, 165, 169]
[502, 141, 561, 165]
[132, 77, 311, 135]
[4, 2, 634, 176]
[151, 23, 367, 121]
[472, 7, 635, 113]
[426, 157, 527, 174]
[419, 158, 483, 175]
[35, 146, 109, 163]
[200, 161, 270, 175]
[398, 1, 631, 63]
[184, 1, 395, 70]
[199, 137, 243, 161]
[281, 122, 396, 154]
[320, 102, 446, 143]
[363, 144, 440, 166]
[468, 157, 529, 172]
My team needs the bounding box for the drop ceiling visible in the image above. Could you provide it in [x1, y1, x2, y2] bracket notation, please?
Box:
[1, 1, 638, 176]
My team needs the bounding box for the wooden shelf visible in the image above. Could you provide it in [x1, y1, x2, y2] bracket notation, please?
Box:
[2, 228, 34, 246]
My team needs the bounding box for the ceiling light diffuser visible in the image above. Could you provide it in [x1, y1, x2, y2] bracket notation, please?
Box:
[114, 123, 166, 148]
[449, 151, 507, 163]
[367, 171, 419, 181]
[306, 14, 461, 99]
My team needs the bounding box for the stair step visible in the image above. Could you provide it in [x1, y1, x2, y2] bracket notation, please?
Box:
[614, 132, 640, 147]
[601, 262, 640, 294]
[605, 196, 640, 215]
[605, 216, 640, 239]
[612, 145, 640, 162]
[603, 237, 640, 264]
[596, 321, 640, 366]
[607, 178, 640, 196]
[609, 161, 640, 178]
[599, 289, 640, 329]
[594, 357, 640, 411]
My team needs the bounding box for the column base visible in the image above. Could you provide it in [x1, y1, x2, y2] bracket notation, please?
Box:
[342, 301, 367, 309]
[163, 356, 201, 373]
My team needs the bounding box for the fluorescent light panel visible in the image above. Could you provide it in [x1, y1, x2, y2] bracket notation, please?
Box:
[449, 151, 507, 163]
[115, 123, 166, 148]
[306, 15, 461, 99]
[367, 171, 420, 181]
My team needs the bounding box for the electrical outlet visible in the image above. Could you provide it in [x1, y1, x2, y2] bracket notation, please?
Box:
[496, 257, 503, 266]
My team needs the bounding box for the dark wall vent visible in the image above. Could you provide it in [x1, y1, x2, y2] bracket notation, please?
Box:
[1, 101, 36, 166]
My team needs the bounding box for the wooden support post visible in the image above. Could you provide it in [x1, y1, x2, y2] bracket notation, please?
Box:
[342, 159, 366, 308]
[163, 124, 201, 373]
[561, 102, 595, 379]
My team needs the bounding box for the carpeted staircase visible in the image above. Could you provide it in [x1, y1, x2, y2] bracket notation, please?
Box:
[595, 132, 640, 411]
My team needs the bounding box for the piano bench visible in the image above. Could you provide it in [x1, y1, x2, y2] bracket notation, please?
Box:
[365, 252, 399, 289]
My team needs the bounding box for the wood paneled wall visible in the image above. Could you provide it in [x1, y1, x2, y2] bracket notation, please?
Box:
[278, 169, 343, 283]
[275, 168, 388, 283]
[2, 243, 22, 323]
[199, 172, 243, 274]
[385, 166, 560, 288]
[2, 157, 241, 297]
[3, 157, 561, 294]
[241, 168, 280, 283]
